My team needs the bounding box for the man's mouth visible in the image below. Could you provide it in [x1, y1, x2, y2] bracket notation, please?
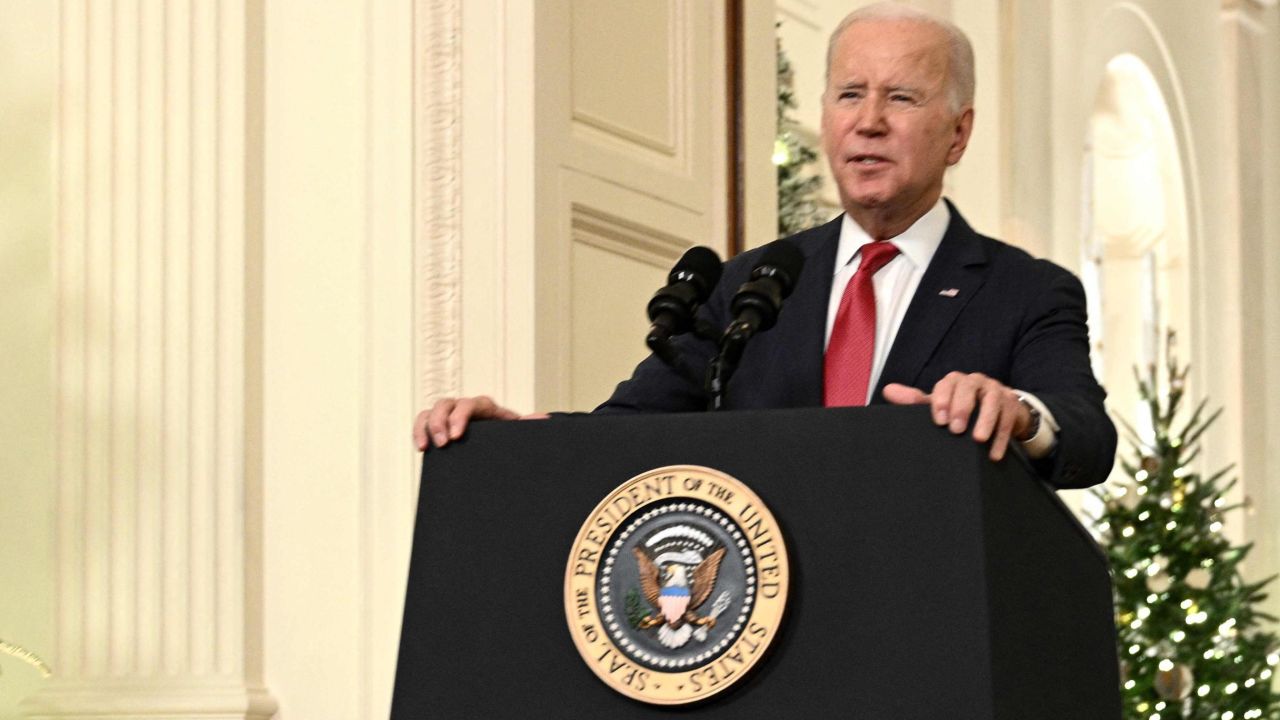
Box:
[850, 153, 889, 166]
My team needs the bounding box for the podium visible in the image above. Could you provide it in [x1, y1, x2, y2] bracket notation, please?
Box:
[391, 406, 1120, 719]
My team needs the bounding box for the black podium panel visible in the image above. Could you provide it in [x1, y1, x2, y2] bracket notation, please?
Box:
[391, 406, 1119, 719]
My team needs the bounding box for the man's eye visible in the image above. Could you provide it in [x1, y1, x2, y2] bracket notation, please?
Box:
[890, 94, 915, 103]
[840, 91, 862, 101]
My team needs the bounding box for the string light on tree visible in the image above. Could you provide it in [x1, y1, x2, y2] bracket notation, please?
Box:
[1090, 331, 1280, 719]
[774, 32, 826, 236]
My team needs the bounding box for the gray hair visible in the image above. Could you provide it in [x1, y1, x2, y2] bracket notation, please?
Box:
[825, 2, 975, 115]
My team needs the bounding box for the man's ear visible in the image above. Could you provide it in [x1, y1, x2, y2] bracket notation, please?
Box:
[946, 107, 975, 166]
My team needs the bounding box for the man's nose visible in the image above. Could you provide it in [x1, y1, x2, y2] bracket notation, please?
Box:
[854, 96, 888, 136]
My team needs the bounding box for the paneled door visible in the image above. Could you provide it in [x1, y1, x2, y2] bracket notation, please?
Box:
[531, 0, 730, 410]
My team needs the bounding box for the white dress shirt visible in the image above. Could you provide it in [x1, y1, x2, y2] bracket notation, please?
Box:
[824, 198, 1059, 457]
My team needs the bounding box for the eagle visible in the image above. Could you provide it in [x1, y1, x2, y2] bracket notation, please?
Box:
[633, 545, 727, 648]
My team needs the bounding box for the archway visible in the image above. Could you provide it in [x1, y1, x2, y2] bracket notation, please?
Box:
[1081, 53, 1192, 452]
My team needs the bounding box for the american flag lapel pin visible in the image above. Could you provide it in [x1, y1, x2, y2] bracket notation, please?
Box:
[938, 288, 960, 298]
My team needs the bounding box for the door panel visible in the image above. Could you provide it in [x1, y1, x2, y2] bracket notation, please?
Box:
[535, 0, 728, 409]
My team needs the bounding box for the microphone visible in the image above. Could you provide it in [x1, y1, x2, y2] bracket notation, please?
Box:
[646, 246, 723, 352]
[721, 240, 805, 347]
[705, 240, 804, 411]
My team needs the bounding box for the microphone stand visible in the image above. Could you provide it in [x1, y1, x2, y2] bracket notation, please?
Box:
[705, 320, 750, 411]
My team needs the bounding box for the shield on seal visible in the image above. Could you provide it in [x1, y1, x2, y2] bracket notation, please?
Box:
[658, 585, 690, 624]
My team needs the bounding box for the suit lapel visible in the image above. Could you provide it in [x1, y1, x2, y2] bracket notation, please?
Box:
[871, 203, 989, 403]
[782, 217, 841, 406]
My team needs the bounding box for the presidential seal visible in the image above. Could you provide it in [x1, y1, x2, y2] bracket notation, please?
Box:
[564, 465, 789, 705]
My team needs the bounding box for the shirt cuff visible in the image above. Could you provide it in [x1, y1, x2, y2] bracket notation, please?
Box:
[1013, 390, 1059, 459]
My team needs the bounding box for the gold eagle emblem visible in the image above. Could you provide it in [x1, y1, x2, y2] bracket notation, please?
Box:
[632, 546, 726, 648]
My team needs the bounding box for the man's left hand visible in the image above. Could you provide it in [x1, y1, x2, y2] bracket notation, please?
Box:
[882, 372, 1032, 461]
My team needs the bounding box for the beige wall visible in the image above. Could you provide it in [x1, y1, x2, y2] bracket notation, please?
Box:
[1224, 0, 1280, 619]
[0, 0, 55, 715]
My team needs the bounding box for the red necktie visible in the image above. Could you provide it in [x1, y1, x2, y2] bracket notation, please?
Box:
[824, 241, 901, 407]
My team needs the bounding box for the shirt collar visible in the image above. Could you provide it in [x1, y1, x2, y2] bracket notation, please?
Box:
[834, 198, 951, 274]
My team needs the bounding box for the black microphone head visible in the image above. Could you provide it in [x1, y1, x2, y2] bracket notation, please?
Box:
[668, 246, 724, 302]
[750, 240, 805, 297]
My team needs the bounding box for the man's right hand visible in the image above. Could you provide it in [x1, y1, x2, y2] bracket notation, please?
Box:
[413, 396, 540, 451]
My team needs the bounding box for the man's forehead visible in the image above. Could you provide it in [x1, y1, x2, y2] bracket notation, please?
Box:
[829, 19, 949, 80]
[836, 17, 950, 49]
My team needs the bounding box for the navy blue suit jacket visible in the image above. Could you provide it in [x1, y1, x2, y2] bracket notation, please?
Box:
[596, 203, 1116, 489]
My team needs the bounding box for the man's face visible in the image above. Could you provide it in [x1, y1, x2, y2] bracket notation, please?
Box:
[820, 19, 972, 230]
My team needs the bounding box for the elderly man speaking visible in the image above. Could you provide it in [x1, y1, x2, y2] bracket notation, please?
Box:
[416, 3, 1116, 490]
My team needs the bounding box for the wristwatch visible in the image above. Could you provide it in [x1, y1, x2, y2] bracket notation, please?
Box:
[1017, 396, 1041, 441]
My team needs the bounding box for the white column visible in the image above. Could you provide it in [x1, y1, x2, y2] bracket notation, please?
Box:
[24, 1, 275, 717]
[1223, 0, 1280, 618]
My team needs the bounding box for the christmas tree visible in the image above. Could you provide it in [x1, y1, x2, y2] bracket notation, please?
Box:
[1093, 332, 1280, 719]
[775, 33, 826, 236]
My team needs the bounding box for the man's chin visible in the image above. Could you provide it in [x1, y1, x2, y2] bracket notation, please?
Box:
[846, 191, 891, 210]
[834, 175, 892, 204]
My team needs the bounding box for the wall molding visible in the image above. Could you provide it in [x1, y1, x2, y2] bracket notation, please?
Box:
[415, 0, 464, 406]
[571, 204, 690, 270]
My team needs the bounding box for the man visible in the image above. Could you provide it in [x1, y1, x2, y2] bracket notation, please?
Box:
[416, 3, 1116, 489]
